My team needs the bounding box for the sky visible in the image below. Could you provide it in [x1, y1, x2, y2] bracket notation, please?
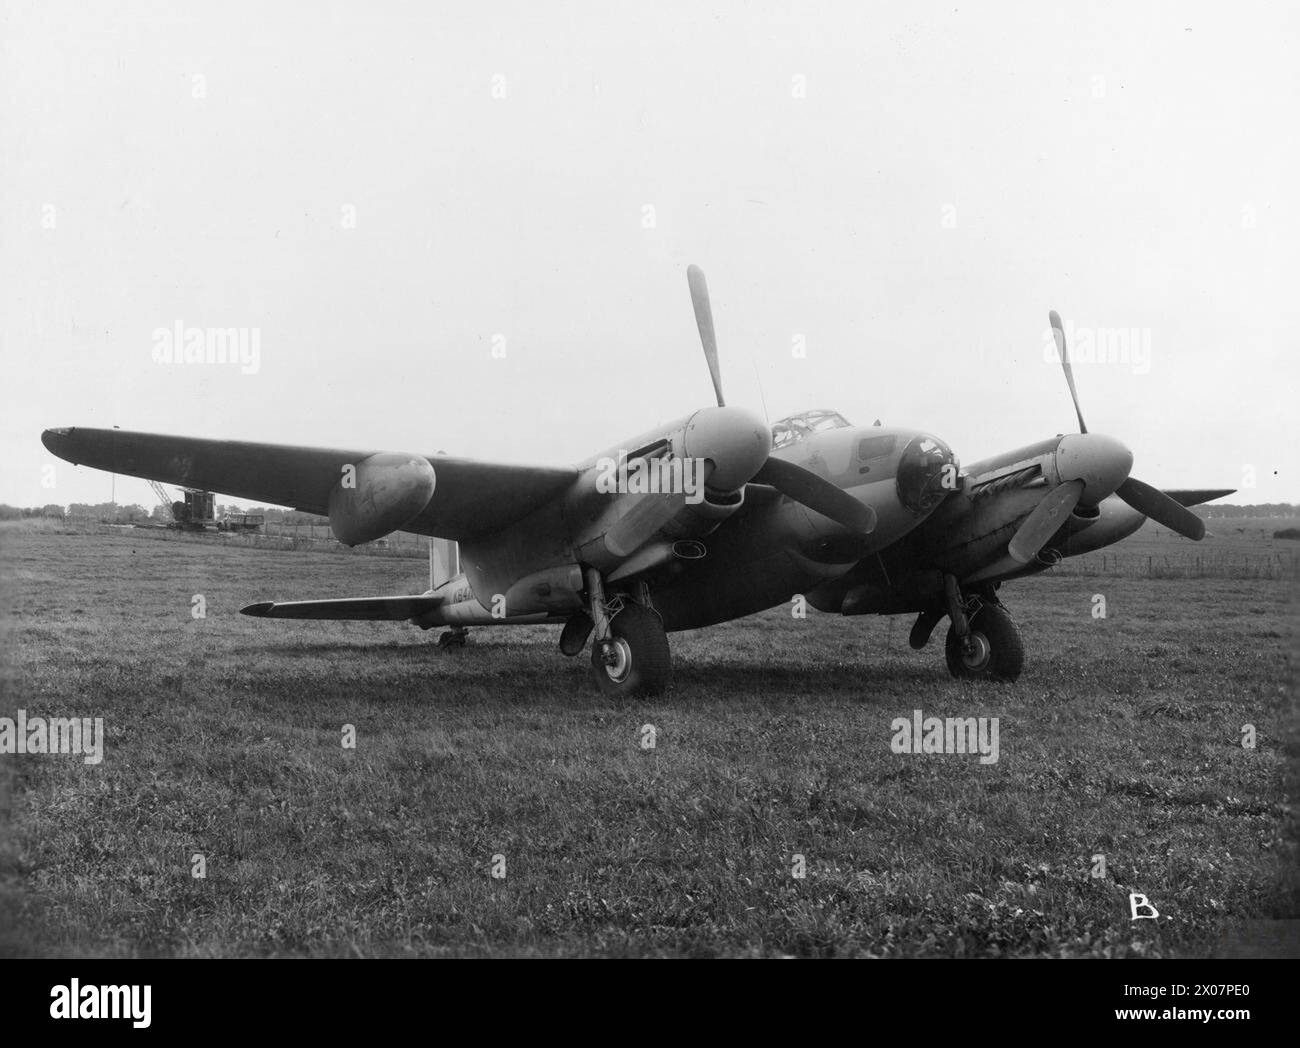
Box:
[2, 0, 1296, 511]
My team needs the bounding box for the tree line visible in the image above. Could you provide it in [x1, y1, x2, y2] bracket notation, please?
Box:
[0, 503, 330, 526]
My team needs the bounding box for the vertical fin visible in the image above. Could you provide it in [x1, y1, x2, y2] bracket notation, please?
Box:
[431, 538, 460, 587]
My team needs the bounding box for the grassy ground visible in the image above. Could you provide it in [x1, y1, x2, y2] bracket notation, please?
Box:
[0, 524, 1294, 957]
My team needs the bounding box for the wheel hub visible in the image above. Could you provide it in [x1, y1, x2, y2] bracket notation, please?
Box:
[960, 631, 991, 671]
[602, 637, 632, 682]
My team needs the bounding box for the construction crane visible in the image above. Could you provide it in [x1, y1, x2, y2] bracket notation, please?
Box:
[147, 480, 173, 519]
[145, 480, 218, 530]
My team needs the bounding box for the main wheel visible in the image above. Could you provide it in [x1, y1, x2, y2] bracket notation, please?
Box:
[944, 602, 1023, 681]
[590, 603, 672, 697]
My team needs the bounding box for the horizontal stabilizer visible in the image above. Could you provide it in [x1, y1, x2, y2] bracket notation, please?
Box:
[1162, 488, 1236, 508]
[241, 595, 439, 621]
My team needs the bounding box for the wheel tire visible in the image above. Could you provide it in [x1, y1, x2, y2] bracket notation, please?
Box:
[590, 603, 672, 697]
[944, 602, 1024, 681]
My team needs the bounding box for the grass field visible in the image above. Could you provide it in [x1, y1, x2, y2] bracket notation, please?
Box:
[0, 523, 1295, 957]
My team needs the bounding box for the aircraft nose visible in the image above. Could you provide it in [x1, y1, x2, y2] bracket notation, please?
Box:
[1055, 433, 1133, 503]
[896, 433, 959, 514]
[682, 406, 771, 491]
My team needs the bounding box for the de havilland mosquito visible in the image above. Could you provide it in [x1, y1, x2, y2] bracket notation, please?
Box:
[42, 266, 1232, 696]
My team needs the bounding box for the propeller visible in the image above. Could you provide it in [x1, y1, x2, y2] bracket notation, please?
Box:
[1049, 310, 1087, 434]
[684, 265, 873, 533]
[687, 265, 726, 408]
[1008, 310, 1207, 562]
[1008, 479, 1084, 564]
[1115, 476, 1205, 541]
[753, 457, 877, 533]
[606, 488, 690, 558]
[605, 457, 714, 559]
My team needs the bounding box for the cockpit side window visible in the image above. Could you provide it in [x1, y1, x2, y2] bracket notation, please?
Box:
[858, 435, 896, 460]
[771, 409, 851, 449]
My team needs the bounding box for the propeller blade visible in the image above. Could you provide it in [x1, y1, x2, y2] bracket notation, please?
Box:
[1049, 310, 1088, 434]
[687, 264, 726, 407]
[754, 457, 876, 533]
[605, 490, 689, 558]
[1007, 479, 1085, 564]
[604, 459, 717, 558]
[1116, 477, 1206, 540]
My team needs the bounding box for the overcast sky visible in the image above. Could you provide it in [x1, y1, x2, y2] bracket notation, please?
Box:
[3, 0, 1296, 510]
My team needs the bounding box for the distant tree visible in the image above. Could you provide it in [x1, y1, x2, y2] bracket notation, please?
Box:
[1203, 503, 1298, 519]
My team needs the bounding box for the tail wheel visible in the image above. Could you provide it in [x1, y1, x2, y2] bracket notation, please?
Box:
[944, 602, 1024, 681]
[590, 602, 672, 697]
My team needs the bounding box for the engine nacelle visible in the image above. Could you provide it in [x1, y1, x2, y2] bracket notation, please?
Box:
[1055, 495, 1146, 556]
[328, 452, 436, 546]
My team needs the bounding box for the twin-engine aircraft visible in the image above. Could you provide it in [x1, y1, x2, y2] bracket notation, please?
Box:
[43, 266, 1232, 696]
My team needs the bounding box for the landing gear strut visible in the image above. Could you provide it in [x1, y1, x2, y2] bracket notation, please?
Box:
[585, 568, 672, 697]
[939, 576, 1023, 681]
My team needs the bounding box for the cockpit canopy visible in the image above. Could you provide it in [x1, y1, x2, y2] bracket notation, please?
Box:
[770, 409, 851, 450]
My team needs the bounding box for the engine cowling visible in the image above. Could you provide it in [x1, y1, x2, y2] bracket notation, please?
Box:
[328, 452, 436, 546]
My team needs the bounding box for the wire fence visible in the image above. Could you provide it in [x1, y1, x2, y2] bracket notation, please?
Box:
[67, 520, 431, 559]
[1054, 548, 1299, 580]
